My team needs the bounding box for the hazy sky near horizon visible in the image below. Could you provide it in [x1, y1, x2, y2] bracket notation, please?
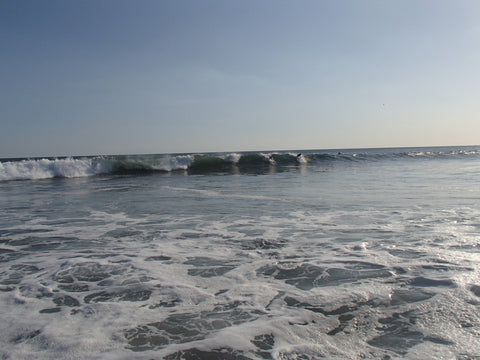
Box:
[1, 0, 480, 157]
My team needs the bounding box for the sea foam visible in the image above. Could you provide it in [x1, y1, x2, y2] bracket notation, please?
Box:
[0, 158, 105, 181]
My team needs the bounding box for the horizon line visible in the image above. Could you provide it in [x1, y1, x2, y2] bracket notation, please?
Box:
[1, 144, 479, 161]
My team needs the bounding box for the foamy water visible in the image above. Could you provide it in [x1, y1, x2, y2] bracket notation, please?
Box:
[1, 147, 480, 359]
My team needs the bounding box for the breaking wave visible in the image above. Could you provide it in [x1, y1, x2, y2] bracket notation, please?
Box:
[1, 147, 478, 181]
[0, 155, 193, 181]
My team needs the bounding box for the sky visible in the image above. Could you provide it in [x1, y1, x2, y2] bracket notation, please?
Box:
[1, 0, 480, 157]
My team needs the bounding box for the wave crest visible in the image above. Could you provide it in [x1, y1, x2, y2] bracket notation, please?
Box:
[0, 158, 104, 181]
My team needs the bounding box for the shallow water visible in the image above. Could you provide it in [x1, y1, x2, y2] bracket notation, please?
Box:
[1, 147, 480, 359]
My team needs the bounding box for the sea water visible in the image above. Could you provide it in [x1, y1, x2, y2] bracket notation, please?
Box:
[0, 147, 479, 359]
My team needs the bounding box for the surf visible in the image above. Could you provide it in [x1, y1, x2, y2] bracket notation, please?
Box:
[0, 146, 478, 181]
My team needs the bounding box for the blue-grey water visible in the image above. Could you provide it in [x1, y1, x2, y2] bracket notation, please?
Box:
[1, 147, 480, 359]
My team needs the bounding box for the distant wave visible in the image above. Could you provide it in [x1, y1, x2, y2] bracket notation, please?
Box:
[0, 155, 193, 181]
[1, 148, 478, 181]
[0, 158, 105, 181]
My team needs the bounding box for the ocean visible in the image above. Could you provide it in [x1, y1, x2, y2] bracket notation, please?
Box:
[1, 146, 479, 359]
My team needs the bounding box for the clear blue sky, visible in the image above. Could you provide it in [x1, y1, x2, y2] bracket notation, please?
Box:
[1, 0, 479, 157]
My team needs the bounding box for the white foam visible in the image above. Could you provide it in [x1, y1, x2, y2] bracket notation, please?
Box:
[155, 155, 193, 171]
[224, 153, 242, 163]
[0, 158, 106, 181]
[2, 156, 480, 359]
